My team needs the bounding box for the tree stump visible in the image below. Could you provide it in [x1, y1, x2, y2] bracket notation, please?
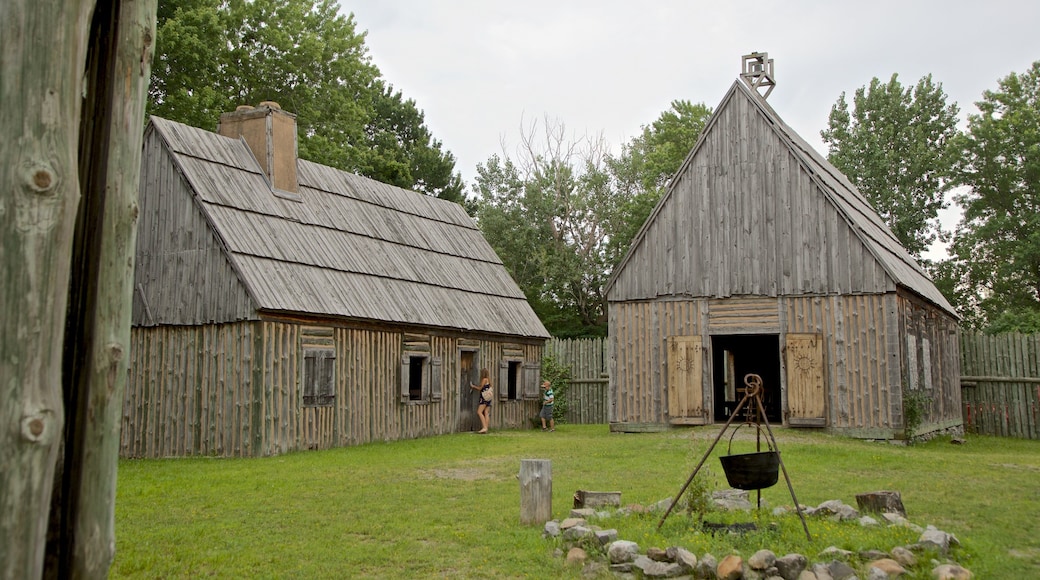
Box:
[519, 459, 552, 525]
[855, 490, 907, 517]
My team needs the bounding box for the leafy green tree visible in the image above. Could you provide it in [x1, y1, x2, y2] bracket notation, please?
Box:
[821, 74, 960, 258]
[607, 100, 712, 261]
[149, 0, 462, 200]
[949, 61, 1040, 332]
[474, 118, 623, 337]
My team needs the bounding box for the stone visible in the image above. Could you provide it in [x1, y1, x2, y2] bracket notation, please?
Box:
[543, 520, 561, 537]
[608, 540, 641, 564]
[566, 547, 588, 565]
[594, 528, 618, 546]
[562, 525, 591, 541]
[775, 553, 809, 580]
[932, 564, 972, 580]
[797, 572, 819, 580]
[865, 567, 888, 580]
[718, 554, 744, 580]
[826, 560, 857, 580]
[858, 515, 880, 527]
[919, 526, 959, 553]
[570, 507, 597, 519]
[667, 546, 698, 572]
[581, 561, 608, 578]
[855, 491, 907, 518]
[749, 549, 777, 570]
[859, 550, 888, 561]
[609, 562, 635, 574]
[867, 558, 906, 576]
[819, 546, 854, 559]
[647, 547, 670, 562]
[890, 546, 916, 568]
[651, 498, 675, 512]
[696, 553, 719, 579]
[634, 555, 685, 578]
[714, 489, 753, 510]
[560, 517, 586, 529]
[810, 563, 835, 580]
[816, 500, 859, 521]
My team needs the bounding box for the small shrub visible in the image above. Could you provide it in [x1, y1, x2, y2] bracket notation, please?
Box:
[903, 387, 931, 443]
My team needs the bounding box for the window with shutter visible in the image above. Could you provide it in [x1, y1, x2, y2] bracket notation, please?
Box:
[303, 348, 335, 407]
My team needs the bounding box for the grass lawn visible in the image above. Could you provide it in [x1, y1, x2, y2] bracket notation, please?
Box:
[112, 425, 1040, 578]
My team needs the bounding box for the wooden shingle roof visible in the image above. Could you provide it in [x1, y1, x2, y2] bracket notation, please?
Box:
[149, 116, 549, 339]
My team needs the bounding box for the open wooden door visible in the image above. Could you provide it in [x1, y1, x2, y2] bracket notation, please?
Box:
[667, 335, 706, 424]
[785, 333, 826, 426]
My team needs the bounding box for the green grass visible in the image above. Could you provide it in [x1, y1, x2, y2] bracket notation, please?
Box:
[112, 426, 1040, 578]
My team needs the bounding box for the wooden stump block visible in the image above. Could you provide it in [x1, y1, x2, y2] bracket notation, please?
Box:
[855, 490, 907, 517]
[519, 459, 552, 525]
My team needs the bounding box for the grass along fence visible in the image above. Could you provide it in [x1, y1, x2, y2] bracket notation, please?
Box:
[552, 333, 1040, 439]
[111, 426, 1040, 578]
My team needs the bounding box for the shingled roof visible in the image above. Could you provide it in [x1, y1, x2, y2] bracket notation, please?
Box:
[145, 116, 549, 339]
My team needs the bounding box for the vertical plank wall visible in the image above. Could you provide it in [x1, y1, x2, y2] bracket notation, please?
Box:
[123, 322, 259, 457]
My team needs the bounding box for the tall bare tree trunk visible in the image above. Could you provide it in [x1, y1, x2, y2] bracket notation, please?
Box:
[1, 0, 156, 577]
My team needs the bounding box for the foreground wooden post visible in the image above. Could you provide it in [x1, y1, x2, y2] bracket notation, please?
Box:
[519, 459, 552, 525]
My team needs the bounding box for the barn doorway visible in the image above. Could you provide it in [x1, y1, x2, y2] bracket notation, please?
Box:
[458, 349, 481, 432]
[711, 334, 782, 423]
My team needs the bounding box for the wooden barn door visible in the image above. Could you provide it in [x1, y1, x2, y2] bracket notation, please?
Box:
[785, 333, 826, 426]
[667, 336, 706, 424]
[457, 350, 480, 432]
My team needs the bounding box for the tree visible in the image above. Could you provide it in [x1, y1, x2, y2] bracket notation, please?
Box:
[948, 61, 1040, 332]
[2, 0, 155, 576]
[150, 0, 463, 200]
[607, 100, 712, 263]
[821, 74, 960, 258]
[475, 117, 622, 337]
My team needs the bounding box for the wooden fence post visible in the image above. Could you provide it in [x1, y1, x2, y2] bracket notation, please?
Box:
[519, 459, 552, 525]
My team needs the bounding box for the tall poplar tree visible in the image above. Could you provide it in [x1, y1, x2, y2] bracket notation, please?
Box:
[949, 61, 1040, 332]
[821, 74, 960, 258]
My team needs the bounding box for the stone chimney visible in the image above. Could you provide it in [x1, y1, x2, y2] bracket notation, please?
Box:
[218, 101, 299, 193]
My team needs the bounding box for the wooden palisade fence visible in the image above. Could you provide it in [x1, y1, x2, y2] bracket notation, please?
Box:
[960, 331, 1040, 440]
[552, 334, 1040, 440]
[546, 338, 610, 424]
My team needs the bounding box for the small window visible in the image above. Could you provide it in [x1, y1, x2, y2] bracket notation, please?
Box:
[507, 360, 522, 400]
[408, 355, 426, 401]
[303, 348, 335, 407]
[400, 354, 442, 403]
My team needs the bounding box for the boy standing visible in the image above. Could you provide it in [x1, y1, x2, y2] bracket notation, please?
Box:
[539, 380, 555, 432]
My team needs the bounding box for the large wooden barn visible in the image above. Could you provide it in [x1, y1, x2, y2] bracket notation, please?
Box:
[122, 103, 550, 458]
[605, 59, 962, 440]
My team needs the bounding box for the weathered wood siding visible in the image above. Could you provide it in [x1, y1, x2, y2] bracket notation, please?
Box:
[123, 320, 543, 457]
[133, 128, 257, 326]
[122, 322, 260, 457]
[897, 292, 963, 435]
[607, 294, 960, 438]
[960, 332, 1039, 439]
[609, 91, 893, 303]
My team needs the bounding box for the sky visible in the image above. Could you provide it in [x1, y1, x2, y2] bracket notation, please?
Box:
[343, 1, 1040, 258]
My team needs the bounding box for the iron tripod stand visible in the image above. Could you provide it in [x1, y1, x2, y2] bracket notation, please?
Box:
[657, 373, 811, 540]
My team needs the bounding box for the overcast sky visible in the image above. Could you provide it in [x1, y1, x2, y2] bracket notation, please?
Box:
[343, 1, 1040, 257]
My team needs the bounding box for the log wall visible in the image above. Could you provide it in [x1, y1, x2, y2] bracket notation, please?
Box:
[123, 320, 543, 457]
[960, 331, 1040, 439]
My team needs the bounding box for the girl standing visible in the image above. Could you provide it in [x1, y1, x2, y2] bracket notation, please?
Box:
[470, 368, 492, 434]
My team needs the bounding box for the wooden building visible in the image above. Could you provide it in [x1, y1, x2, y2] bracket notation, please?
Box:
[123, 103, 549, 458]
[605, 60, 961, 440]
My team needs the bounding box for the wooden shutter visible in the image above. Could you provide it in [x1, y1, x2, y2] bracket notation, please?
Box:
[430, 356, 443, 402]
[303, 349, 335, 407]
[667, 336, 705, 424]
[522, 362, 541, 399]
[498, 361, 508, 401]
[400, 354, 411, 402]
[785, 333, 826, 426]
